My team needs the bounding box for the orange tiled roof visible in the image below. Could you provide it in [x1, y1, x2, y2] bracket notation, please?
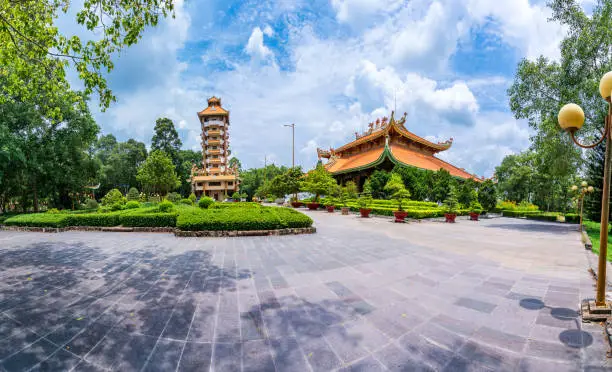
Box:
[324, 144, 479, 181]
[333, 114, 452, 154]
[325, 147, 384, 174]
[198, 105, 228, 117]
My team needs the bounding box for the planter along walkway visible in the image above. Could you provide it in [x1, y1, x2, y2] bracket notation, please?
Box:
[0, 212, 608, 371]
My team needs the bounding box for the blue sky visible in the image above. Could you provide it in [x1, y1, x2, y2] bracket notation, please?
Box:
[82, 0, 590, 177]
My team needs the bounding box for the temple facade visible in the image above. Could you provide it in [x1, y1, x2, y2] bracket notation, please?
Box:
[190, 97, 239, 200]
[317, 112, 481, 189]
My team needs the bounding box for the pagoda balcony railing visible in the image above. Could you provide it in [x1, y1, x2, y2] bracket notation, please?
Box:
[206, 129, 223, 136]
[206, 139, 223, 145]
[203, 119, 224, 128]
[207, 158, 225, 164]
[205, 149, 222, 155]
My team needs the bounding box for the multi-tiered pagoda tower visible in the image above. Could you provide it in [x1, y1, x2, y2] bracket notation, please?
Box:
[190, 97, 239, 200]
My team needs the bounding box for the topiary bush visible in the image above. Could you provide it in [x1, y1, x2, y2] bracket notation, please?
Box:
[47, 208, 60, 214]
[102, 189, 126, 207]
[109, 201, 125, 211]
[180, 198, 193, 205]
[166, 192, 182, 203]
[198, 197, 214, 209]
[176, 206, 313, 231]
[84, 199, 99, 210]
[158, 200, 174, 213]
[188, 193, 197, 204]
[127, 187, 140, 201]
[125, 201, 140, 209]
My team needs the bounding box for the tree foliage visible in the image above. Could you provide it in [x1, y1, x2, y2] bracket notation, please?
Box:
[151, 118, 182, 167]
[478, 179, 497, 212]
[0, 0, 175, 116]
[384, 173, 411, 211]
[136, 150, 180, 195]
[301, 164, 337, 201]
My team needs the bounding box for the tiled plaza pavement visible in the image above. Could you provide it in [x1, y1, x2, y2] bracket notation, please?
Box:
[0, 212, 610, 371]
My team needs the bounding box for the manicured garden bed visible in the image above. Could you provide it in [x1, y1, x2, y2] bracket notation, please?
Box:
[2, 203, 313, 232]
[583, 220, 612, 262]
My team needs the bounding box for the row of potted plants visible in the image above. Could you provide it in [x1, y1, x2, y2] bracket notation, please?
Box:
[292, 176, 484, 223]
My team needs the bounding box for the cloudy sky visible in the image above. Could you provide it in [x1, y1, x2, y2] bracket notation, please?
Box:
[82, 0, 594, 177]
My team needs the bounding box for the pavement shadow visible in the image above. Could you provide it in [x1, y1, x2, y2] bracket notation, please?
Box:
[485, 223, 575, 234]
[519, 298, 593, 348]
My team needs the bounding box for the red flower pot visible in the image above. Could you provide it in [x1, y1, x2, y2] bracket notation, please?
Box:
[445, 213, 457, 223]
[326, 206, 335, 213]
[307, 203, 320, 210]
[360, 208, 372, 218]
[393, 210, 408, 223]
[469, 212, 479, 221]
[291, 202, 303, 208]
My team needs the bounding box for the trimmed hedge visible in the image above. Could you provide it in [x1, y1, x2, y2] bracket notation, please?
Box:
[177, 206, 312, 231]
[565, 213, 579, 224]
[210, 202, 261, 209]
[4, 205, 312, 231]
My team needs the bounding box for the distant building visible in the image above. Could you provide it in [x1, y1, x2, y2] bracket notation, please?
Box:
[190, 97, 239, 200]
[317, 111, 482, 189]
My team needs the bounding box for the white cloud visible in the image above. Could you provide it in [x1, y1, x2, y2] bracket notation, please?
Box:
[331, 0, 404, 27]
[245, 27, 274, 60]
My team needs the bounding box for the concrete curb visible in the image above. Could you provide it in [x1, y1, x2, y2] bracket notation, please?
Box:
[174, 227, 316, 237]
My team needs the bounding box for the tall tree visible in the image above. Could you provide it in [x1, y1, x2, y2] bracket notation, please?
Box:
[585, 143, 609, 221]
[151, 118, 182, 167]
[0, 0, 175, 117]
[177, 149, 201, 196]
[96, 138, 147, 194]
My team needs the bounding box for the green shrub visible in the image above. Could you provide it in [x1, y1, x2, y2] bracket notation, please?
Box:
[188, 193, 197, 204]
[166, 192, 182, 203]
[177, 206, 312, 231]
[47, 208, 60, 214]
[210, 202, 260, 209]
[139, 192, 148, 202]
[84, 199, 99, 210]
[64, 213, 121, 227]
[127, 187, 140, 201]
[158, 200, 174, 213]
[125, 201, 140, 209]
[4, 213, 69, 228]
[109, 201, 124, 211]
[565, 213, 579, 224]
[232, 192, 241, 200]
[119, 210, 177, 227]
[198, 197, 214, 209]
[102, 189, 126, 206]
[180, 198, 193, 205]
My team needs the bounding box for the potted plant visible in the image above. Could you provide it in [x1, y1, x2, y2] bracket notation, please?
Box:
[290, 196, 303, 208]
[339, 191, 350, 215]
[324, 198, 336, 213]
[384, 174, 411, 223]
[358, 193, 372, 218]
[443, 186, 459, 223]
[469, 200, 483, 221]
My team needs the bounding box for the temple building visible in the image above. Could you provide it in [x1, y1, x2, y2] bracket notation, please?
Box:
[317, 111, 482, 188]
[190, 97, 239, 200]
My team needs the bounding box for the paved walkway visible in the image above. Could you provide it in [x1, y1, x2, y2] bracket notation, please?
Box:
[0, 212, 609, 371]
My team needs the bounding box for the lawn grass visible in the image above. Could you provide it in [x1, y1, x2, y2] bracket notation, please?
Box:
[583, 220, 612, 261]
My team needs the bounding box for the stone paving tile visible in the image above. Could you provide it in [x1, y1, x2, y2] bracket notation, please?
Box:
[0, 215, 609, 371]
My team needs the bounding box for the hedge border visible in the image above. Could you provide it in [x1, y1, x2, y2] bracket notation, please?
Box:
[0, 225, 316, 237]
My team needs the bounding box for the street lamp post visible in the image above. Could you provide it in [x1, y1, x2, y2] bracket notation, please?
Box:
[284, 123, 295, 168]
[571, 182, 594, 232]
[558, 71, 612, 317]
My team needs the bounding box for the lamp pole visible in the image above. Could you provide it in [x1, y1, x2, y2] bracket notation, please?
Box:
[558, 71, 612, 315]
[284, 123, 295, 168]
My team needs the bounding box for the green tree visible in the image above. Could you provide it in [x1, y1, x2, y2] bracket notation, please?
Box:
[392, 165, 428, 201]
[228, 157, 242, 171]
[458, 179, 478, 207]
[478, 179, 497, 212]
[151, 118, 182, 167]
[267, 166, 303, 199]
[177, 149, 201, 196]
[368, 170, 390, 199]
[96, 138, 147, 195]
[507, 0, 612, 211]
[344, 181, 358, 199]
[0, 0, 175, 117]
[430, 169, 455, 203]
[384, 173, 411, 211]
[301, 164, 337, 202]
[495, 152, 534, 202]
[136, 150, 180, 195]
